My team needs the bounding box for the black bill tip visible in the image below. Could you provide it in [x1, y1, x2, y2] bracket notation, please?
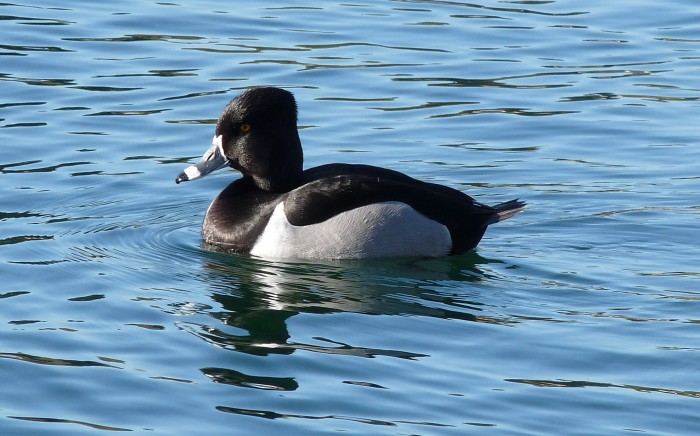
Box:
[175, 172, 189, 184]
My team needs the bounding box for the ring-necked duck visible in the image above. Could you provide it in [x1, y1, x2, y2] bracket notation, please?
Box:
[176, 87, 524, 259]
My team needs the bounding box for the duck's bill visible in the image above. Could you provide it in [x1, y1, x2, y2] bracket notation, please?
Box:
[176, 135, 229, 184]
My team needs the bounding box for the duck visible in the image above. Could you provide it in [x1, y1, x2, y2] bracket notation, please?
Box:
[176, 87, 525, 259]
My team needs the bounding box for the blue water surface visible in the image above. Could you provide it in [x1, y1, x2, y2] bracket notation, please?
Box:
[2, 1, 699, 434]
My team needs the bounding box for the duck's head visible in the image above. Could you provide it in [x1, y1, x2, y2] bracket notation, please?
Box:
[176, 87, 304, 192]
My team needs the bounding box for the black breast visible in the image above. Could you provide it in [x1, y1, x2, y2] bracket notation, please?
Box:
[202, 178, 285, 252]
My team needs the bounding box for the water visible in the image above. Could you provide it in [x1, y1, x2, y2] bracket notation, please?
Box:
[2, 0, 699, 434]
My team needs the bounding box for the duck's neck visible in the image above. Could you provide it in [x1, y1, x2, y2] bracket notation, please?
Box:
[253, 134, 304, 192]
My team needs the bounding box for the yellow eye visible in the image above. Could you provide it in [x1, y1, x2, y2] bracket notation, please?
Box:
[240, 123, 252, 134]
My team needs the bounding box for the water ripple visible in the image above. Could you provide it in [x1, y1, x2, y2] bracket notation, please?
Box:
[7, 416, 131, 432]
[216, 405, 454, 430]
[0, 352, 115, 368]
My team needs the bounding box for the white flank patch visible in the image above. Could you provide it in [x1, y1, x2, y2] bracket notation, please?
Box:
[250, 201, 451, 259]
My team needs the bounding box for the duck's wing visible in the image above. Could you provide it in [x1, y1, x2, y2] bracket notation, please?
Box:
[287, 164, 524, 253]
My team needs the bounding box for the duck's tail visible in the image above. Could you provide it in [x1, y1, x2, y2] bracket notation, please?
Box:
[491, 199, 526, 223]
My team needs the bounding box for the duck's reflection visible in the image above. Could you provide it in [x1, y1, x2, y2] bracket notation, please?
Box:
[176, 249, 513, 363]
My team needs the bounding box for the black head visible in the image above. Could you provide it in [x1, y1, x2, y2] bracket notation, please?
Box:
[176, 87, 304, 192]
[216, 87, 303, 191]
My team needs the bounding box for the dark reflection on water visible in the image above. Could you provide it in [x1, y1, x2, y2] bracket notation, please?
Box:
[507, 378, 700, 399]
[202, 367, 299, 391]
[173, 251, 516, 361]
[8, 416, 131, 432]
[0, 352, 115, 368]
[1, 160, 92, 173]
[1, 234, 53, 246]
[216, 404, 455, 429]
[180, 318, 428, 359]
